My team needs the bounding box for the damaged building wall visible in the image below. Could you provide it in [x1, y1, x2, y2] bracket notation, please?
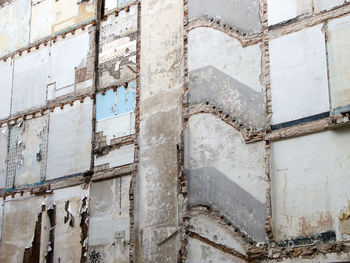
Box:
[1, 0, 350, 262]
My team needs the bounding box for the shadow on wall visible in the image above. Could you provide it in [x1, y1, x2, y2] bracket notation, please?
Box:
[185, 166, 267, 242]
[188, 65, 265, 129]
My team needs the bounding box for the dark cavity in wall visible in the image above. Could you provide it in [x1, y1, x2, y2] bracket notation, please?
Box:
[80, 197, 89, 263]
[276, 230, 336, 247]
[46, 205, 56, 263]
[23, 211, 43, 263]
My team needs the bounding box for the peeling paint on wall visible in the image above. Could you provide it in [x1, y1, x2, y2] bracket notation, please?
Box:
[30, 0, 96, 42]
[11, 115, 49, 188]
[98, 6, 137, 89]
[0, 0, 31, 56]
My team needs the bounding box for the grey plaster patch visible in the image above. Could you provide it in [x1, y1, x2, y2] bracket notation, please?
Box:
[189, 66, 265, 129]
[186, 166, 267, 242]
[188, 0, 261, 34]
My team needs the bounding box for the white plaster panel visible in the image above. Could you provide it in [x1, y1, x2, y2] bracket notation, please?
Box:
[270, 24, 330, 124]
[46, 98, 92, 180]
[314, 0, 345, 13]
[95, 144, 134, 168]
[185, 113, 266, 203]
[12, 47, 50, 114]
[51, 31, 91, 91]
[0, 0, 31, 56]
[96, 112, 135, 144]
[267, 0, 313, 26]
[188, 27, 262, 92]
[327, 14, 350, 111]
[186, 238, 246, 263]
[0, 193, 43, 262]
[271, 128, 350, 241]
[267, 252, 350, 263]
[0, 127, 8, 189]
[0, 60, 13, 120]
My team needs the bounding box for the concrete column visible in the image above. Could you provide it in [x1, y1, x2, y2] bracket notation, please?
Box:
[136, 0, 184, 262]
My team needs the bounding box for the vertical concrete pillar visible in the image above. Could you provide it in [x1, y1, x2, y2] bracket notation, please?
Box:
[136, 0, 184, 262]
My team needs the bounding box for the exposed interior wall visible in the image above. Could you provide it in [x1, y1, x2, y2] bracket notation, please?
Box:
[0, 0, 350, 262]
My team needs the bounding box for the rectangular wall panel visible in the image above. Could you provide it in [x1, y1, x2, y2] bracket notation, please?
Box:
[46, 98, 92, 180]
[270, 24, 330, 125]
[327, 14, 350, 114]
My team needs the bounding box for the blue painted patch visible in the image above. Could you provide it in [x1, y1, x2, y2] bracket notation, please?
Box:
[96, 81, 136, 121]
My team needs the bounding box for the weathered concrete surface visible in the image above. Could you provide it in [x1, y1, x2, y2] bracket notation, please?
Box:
[0, 0, 30, 56]
[267, 0, 313, 26]
[30, 0, 96, 42]
[185, 113, 267, 242]
[186, 238, 246, 263]
[189, 27, 263, 93]
[189, 66, 265, 129]
[99, 6, 137, 89]
[0, 127, 8, 189]
[0, 59, 13, 120]
[136, 0, 184, 261]
[12, 47, 50, 115]
[271, 128, 350, 241]
[188, 0, 261, 34]
[0, 193, 43, 262]
[327, 14, 350, 113]
[46, 98, 92, 180]
[270, 24, 329, 124]
[13, 115, 48, 187]
[88, 176, 131, 262]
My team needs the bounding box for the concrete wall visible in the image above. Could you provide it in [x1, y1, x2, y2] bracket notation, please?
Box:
[271, 128, 350, 242]
[136, 0, 184, 261]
